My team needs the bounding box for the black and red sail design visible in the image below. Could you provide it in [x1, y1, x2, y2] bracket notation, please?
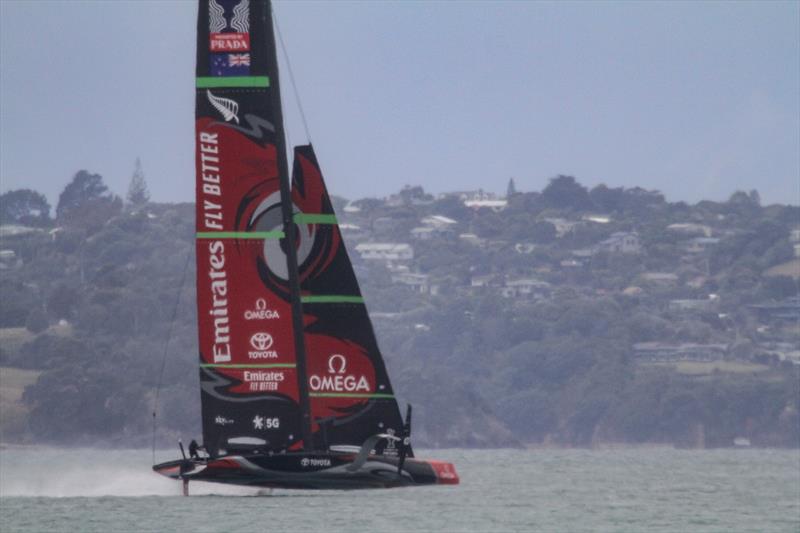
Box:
[290, 146, 410, 455]
[195, 0, 302, 455]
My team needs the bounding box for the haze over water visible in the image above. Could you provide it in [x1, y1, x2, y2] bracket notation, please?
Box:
[1, 447, 797, 532]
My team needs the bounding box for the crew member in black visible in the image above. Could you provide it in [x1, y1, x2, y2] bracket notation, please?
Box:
[188, 439, 199, 460]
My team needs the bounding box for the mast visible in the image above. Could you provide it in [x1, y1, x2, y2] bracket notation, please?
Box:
[261, 0, 314, 450]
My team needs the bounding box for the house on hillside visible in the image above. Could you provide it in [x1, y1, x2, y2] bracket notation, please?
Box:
[749, 297, 800, 323]
[594, 232, 641, 254]
[684, 237, 720, 254]
[667, 223, 712, 237]
[633, 342, 727, 362]
[459, 233, 485, 247]
[0, 250, 21, 269]
[421, 215, 458, 228]
[391, 272, 434, 294]
[544, 218, 580, 238]
[501, 278, 552, 300]
[668, 297, 717, 313]
[354, 243, 414, 264]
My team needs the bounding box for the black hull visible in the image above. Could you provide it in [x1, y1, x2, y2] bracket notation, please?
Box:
[153, 451, 459, 490]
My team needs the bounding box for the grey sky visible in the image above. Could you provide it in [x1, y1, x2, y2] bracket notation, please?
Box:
[1, 0, 798, 208]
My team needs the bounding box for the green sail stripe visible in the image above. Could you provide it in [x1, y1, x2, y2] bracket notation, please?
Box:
[293, 213, 338, 225]
[196, 231, 285, 239]
[308, 392, 395, 399]
[301, 295, 364, 304]
[196, 76, 270, 88]
[200, 363, 297, 369]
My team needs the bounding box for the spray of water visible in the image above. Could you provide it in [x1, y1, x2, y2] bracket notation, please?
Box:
[0, 446, 260, 498]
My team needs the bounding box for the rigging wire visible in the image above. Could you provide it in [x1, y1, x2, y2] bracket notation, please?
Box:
[273, 5, 313, 145]
[151, 241, 194, 465]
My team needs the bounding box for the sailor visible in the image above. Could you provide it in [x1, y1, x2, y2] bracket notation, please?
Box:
[188, 439, 199, 460]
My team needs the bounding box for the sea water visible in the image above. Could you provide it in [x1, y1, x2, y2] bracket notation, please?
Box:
[1, 447, 798, 532]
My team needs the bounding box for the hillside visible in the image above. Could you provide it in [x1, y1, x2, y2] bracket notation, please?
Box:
[0, 176, 798, 448]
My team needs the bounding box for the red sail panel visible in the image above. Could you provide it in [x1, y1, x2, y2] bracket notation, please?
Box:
[195, 0, 300, 456]
[290, 146, 409, 455]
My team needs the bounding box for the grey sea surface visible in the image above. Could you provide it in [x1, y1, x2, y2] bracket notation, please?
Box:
[0, 447, 798, 533]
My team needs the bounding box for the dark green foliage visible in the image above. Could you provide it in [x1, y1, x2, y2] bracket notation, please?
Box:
[24, 308, 48, 334]
[0, 189, 51, 226]
[56, 170, 122, 229]
[541, 175, 592, 210]
[126, 158, 151, 206]
[1, 176, 797, 449]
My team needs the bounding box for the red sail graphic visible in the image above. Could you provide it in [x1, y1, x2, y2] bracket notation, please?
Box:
[195, 0, 302, 456]
[291, 146, 409, 454]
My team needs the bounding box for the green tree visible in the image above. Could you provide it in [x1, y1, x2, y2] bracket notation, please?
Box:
[541, 175, 591, 210]
[0, 189, 51, 226]
[126, 158, 150, 206]
[56, 170, 122, 230]
[506, 178, 517, 197]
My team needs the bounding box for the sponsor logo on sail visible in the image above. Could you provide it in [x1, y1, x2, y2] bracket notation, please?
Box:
[252, 415, 279, 430]
[215, 415, 234, 426]
[308, 354, 371, 393]
[248, 332, 278, 359]
[300, 457, 331, 468]
[245, 370, 284, 392]
[209, 0, 251, 52]
[244, 298, 280, 320]
[207, 240, 231, 363]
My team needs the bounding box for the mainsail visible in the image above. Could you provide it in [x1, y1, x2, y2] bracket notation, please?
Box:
[195, 0, 306, 456]
[194, 0, 406, 457]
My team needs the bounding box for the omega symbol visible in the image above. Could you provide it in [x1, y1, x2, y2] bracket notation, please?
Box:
[327, 354, 347, 374]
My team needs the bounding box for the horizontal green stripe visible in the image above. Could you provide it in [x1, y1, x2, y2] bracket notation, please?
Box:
[196, 76, 270, 88]
[309, 392, 395, 399]
[294, 213, 338, 225]
[196, 231, 284, 239]
[301, 295, 364, 304]
[201, 363, 296, 369]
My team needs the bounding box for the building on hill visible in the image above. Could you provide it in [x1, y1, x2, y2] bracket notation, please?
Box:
[594, 231, 641, 254]
[684, 237, 720, 254]
[667, 223, 713, 237]
[0, 250, 21, 269]
[391, 272, 435, 294]
[582, 214, 611, 224]
[544, 218, 580, 238]
[668, 297, 718, 313]
[421, 215, 458, 228]
[749, 297, 800, 323]
[501, 278, 552, 300]
[354, 243, 414, 264]
[633, 342, 728, 362]
[459, 233, 485, 246]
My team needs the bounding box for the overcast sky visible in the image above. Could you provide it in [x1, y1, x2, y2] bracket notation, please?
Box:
[1, 0, 798, 208]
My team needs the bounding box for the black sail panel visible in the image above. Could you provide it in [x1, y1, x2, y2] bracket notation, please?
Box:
[291, 145, 410, 456]
[195, 0, 304, 456]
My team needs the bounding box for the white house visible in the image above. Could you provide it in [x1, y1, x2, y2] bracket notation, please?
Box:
[595, 232, 641, 254]
[354, 243, 414, 263]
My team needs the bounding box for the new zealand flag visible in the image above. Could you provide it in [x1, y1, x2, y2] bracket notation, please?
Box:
[210, 53, 251, 76]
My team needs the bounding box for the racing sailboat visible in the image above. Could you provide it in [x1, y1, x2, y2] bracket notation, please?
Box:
[153, 0, 458, 490]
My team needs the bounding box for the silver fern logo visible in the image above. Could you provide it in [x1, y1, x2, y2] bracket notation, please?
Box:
[207, 90, 240, 124]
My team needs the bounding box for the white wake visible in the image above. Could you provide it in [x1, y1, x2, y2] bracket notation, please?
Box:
[0, 446, 260, 497]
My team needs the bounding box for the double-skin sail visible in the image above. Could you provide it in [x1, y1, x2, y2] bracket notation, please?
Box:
[194, 0, 406, 458]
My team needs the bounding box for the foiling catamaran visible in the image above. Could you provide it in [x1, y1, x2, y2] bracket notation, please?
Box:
[153, 0, 459, 491]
